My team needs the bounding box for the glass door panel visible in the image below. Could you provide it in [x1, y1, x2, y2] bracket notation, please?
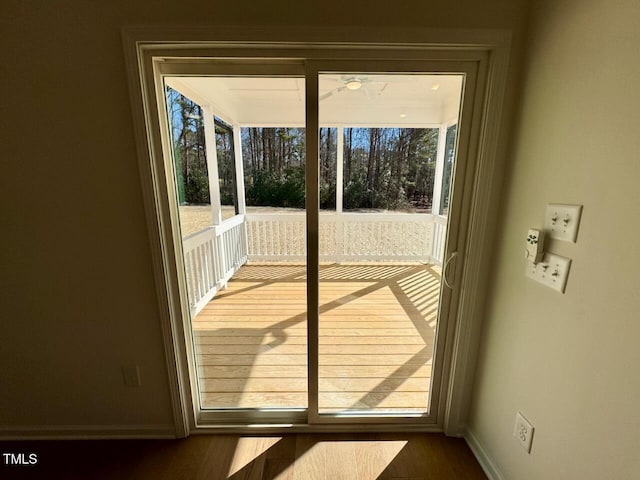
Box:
[317, 72, 463, 415]
[165, 74, 308, 413]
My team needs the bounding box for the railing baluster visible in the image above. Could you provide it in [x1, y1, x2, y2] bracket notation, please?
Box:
[194, 245, 202, 299]
[283, 220, 288, 257]
[252, 221, 260, 255]
[199, 244, 207, 297]
[203, 241, 211, 290]
[276, 220, 281, 257]
[185, 250, 194, 307]
[191, 246, 199, 300]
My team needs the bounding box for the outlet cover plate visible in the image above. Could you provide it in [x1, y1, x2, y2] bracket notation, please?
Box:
[526, 253, 571, 293]
[514, 411, 534, 453]
[544, 204, 583, 242]
[123, 366, 141, 387]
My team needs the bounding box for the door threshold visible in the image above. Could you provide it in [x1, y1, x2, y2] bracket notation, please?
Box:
[191, 423, 443, 435]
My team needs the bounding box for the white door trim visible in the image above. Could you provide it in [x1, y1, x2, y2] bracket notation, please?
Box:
[122, 26, 512, 437]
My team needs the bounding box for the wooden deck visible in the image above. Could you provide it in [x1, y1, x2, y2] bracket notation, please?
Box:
[193, 263, 441, 413]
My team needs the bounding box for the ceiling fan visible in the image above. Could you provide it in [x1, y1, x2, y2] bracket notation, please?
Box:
[319, 76, 389, 101]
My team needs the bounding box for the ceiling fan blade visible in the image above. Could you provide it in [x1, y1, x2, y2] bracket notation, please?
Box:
[360, 85, 373, 101]
[360, 83, 386, 102]
[319, 86, 345, 101]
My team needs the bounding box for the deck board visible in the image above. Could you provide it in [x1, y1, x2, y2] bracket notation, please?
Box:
[193, 263, 440, 413]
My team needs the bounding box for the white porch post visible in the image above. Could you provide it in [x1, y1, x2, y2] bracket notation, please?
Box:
[233, 125, 247, 215]
[233, 124, 249, 264]
[202, 106, 225, 283]
[335, 126, 345, 263]
[202, 106, 223, 226]
[431, 124, 447, 216]
[336, 126, 344, 214]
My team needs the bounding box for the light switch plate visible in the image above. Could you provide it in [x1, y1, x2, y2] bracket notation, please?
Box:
[525, 253, 571, 293]
[544, 204, 582, 242]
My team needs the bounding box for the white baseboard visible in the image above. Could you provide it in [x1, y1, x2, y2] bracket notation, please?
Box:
[465, 429, 504, 480]
[0, 424, 176, 440]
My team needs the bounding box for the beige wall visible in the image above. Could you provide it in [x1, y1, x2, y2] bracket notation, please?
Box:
[0, 1, 527, 433]
[468, 0, 640, 478]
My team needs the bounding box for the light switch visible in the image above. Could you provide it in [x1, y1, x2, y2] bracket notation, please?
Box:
[544, 204, 582, 242]
[525, 253, 571, 293]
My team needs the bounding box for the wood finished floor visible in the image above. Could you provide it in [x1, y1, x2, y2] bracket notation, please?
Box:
[0, 433, 486, 479]
[194, 264, 441, 413]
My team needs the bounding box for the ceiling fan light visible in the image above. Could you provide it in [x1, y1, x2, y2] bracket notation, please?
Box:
[345, 79, 362, 90]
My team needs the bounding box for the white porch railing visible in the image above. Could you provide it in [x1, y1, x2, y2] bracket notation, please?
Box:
[182, 215, 247, 315]
[245, 213, 447, 265]
[183, 212, 447, 315]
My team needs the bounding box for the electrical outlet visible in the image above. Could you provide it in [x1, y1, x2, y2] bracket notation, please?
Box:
[514, 411, 534, 453]
[544, 204, 583, 242]
[525, 252, 571, 293]
[122, 366, 141, 387]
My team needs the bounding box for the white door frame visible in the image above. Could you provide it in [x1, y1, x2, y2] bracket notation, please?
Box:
[122, 27, 512, 437]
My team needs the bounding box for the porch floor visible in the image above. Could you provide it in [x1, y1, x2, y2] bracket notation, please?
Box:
[193, 263, 441, 413]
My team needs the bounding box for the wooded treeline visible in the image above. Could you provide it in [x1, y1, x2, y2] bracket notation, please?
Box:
[343, 128, 438, 211]
[167, 88, 210, 204]
[240, 127, 438, 211]
[241, 128, 336, 209]
[168, 88, 442, 212]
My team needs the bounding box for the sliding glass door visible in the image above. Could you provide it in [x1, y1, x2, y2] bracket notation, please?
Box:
[156, 57, 477, 426]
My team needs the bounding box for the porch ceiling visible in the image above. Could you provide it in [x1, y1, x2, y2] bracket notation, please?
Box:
[166, 74, 462, 127]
